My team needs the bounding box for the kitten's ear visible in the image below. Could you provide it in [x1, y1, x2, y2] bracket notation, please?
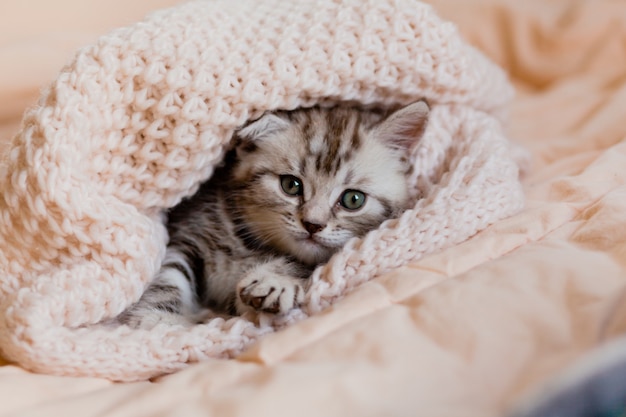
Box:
[375, 100, 430, 150]
[236, 112, 291, 142]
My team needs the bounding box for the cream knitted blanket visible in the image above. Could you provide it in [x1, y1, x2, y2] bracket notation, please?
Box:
[0, 0, 525, 381]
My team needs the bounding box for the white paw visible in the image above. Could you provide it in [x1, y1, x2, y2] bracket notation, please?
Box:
[237, 273, 304, 315]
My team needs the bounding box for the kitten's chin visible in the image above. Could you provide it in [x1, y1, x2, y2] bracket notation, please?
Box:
[290, 238, 336, 266]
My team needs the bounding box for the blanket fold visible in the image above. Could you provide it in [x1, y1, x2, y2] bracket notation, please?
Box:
[0, 0, 524, 381]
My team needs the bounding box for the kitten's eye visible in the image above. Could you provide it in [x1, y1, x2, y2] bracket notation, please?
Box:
[280, 175, 303, 196]
[339, 190, 366, 210]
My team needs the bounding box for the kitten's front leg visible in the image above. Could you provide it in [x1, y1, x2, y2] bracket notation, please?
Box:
[236, 259, 309, 315]
[118, 249, 213, 329]
[117, 267, 196, 329]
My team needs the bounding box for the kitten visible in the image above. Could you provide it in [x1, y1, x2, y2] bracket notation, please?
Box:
[120, 100, 429, 328]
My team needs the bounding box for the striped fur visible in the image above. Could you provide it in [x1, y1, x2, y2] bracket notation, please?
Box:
[120, 101, 429, 328]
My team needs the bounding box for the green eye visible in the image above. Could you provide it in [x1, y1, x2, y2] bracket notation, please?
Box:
[340, 190, 366, 210]
[280, 175, 303, 196]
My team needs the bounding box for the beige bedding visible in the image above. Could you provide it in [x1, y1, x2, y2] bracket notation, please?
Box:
[1, 0, 625, 416]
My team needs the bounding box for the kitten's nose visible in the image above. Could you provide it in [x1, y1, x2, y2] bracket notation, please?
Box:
[302, 221, 325, 235]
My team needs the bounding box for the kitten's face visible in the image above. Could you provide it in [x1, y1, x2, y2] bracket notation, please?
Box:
[231, 102, 429, 266]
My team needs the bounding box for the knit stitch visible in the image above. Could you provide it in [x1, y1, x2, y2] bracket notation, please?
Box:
[0, 0, 525, 381]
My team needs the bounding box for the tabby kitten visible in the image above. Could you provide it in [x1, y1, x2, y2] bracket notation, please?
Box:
[121, 100, 429, 328]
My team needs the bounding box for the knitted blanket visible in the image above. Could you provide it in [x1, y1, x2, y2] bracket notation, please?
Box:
[0, 0, 525, 381]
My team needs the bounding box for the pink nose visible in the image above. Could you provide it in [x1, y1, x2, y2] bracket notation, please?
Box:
[302, 221, 325, 235]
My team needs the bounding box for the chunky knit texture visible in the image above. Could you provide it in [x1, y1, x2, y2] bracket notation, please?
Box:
[0, 0, 525, 381]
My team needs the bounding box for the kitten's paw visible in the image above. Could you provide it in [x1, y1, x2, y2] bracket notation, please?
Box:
[118, 310, 194, 330]
[237, 274, 304, 315]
